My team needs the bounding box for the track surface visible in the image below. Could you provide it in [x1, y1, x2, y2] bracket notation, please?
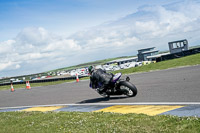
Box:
[0, 65, 200, 108]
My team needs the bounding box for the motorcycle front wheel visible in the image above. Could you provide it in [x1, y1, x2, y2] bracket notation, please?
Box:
[119, 81, 137, 97]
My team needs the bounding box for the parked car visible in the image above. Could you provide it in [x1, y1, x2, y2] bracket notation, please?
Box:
[95, 65, 104, 70]
[40, 76, 47, 79]
[135, 62, 142, 67]
[112, 65, 120, 71]
[142, 61, 151, 65]
[128, 62, 136, 68]
[103, 65, 113, 71]
[120, 63, 130, 69]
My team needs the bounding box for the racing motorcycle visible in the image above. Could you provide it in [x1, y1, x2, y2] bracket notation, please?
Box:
[90, 73, 137, 98]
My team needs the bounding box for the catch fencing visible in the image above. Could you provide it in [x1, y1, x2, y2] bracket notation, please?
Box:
[0, 76, 88, 86]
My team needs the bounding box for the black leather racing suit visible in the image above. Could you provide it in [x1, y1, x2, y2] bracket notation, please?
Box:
[90, 69, 113, 93]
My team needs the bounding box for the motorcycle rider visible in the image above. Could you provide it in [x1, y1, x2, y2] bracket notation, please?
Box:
[88, 66, 113, 95]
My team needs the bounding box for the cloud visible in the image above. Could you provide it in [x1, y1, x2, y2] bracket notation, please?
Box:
[46, 39, 81, 52]
[1, 0, 200, 77]
[69, 0, 200, 61]
[0, 27, 84, 76]
[15, 27, 53, 46]
[0, 61, 21, 71]
[0, 40, 15, 54]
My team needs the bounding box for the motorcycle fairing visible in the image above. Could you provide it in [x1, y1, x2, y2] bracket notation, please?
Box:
[112, 73, 122, 83]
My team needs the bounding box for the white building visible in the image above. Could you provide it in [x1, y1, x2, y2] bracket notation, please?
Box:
[106, 57, 138, 65]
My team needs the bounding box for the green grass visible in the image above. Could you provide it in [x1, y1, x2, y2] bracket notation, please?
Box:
[114, 53, 200, 74]
[0, 80, 75, 91]
[0, 77, 90, 91]
[0, 111, 200, 133]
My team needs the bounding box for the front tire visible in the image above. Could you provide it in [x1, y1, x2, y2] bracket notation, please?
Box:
[119, 81, 137, 97]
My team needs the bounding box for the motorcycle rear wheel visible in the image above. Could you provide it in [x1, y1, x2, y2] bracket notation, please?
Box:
[119, 81, 137, 97]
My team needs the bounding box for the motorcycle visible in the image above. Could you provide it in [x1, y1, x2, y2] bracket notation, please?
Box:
[91, 73, 137, 98]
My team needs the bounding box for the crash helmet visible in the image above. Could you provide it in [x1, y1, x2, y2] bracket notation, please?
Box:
[88, 66, 94, 74]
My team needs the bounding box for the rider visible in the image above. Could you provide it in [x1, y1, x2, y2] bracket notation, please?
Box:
[88, 66, 113, 94]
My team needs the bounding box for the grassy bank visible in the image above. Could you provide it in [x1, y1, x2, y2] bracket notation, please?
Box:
[0, 111, 199, 133]
[114, 53, 200, 74]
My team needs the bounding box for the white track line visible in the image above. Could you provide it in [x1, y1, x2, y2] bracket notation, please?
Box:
[1, 102, 200, 110]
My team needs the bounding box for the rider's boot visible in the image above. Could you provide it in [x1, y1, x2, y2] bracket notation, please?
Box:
[97, 87, 109, 98]
[100, 92, 110, 98]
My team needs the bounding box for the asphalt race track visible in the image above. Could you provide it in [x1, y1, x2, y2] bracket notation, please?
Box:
[0, 65, 200, 108]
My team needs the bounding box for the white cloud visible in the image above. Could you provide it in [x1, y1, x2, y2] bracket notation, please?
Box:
[0, 61, 21, 71]
[0, 27, 84, 76]
[70, 0, 200, 58]
[0, 62, 12, 71]
[0, 40, 15, 54]
[15, 27, 53, 46]
[15, 64, 21, 69]
[46, 39, 81, 52]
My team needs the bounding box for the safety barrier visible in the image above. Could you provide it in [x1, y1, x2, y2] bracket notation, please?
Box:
[0, 76, 88, 86]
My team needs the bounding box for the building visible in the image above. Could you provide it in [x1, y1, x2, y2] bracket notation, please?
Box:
[137, 47, 159, 61]
[106, 57, 138, 65]
[168, 39, 188, 54]
[147, 52, 170, 61]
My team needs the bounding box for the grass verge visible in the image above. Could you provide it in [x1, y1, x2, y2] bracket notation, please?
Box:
[0, 80, 75, 91]
[114, 53, 200, 74]
[0, 111, 200, 133]
[0, 76, 90, 91]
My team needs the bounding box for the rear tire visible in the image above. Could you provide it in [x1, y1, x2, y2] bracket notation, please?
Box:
[119, 81, 137, 97]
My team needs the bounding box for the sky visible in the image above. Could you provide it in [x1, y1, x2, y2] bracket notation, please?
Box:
[0, 0, 200, 77]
